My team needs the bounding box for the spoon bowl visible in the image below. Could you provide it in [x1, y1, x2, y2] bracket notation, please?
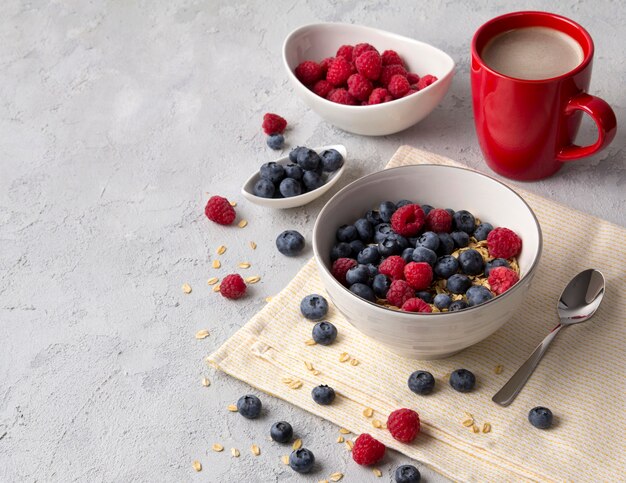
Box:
[558, 269, 606, 325]
[241, 144, 347, 209]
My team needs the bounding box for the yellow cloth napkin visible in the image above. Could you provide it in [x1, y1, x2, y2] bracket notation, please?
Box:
[208, 146, 626, 482]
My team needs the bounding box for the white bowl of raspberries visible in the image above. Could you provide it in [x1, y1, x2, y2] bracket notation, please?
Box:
[312, 164, 542, 359]
[283, 23, 455, 135]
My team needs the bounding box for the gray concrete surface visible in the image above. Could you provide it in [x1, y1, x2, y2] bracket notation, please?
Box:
[0, 1, 623, 482]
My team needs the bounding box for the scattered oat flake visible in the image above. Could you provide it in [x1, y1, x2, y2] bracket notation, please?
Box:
[462, 418, 474, 427]
[216, 245, 227, 255]
[289, 380, 303, 390]
[227, 404, 238, 412]
[495, 364, 504, 374]
[472, 424, 480, 434]
[372, 419, 382, 429]
[195, 329, 210, 340]
[201, 377, 210, 387]
[192, 460, 202, 472]
[319, 480, 329, 483]
[363, 407, 374, 418]
[482, 423, 491, 433]
[249, 241, 257, 250]
[282, 377, 293, 384]
[238, 219, 248, 228]
[373, 468, 382, 477]
[265, 296, 273, 302]
[251, 444, 260, 456]
[212, 443, 224, 452]
[281, 455, 289, 465]
[207, 277, 219, 285]
[231, 448, 240, 457]
[330, 472, 344, 481]
[339, 428, 350, 434]
[212, 260, 221, 269]
[305, 339, 317, 346]
[339, 352, 350, 363]
[312, 369, 321, 376]
[350, 358, 360, 366]
[238, 262, 251, 269]
[292, 438, 302, 450]
[245, 275, 260, 284]
[304, 361, 314, 371]
[212, 284, 221, 292]
[229, 200, 237, 207]
[337, 435, 344, 443]
[345, 440, 354, 450]
[182, 283, 192, 294]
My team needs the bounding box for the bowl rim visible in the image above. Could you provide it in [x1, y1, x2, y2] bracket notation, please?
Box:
[282, 22, 456, 111]
[312, 164, 543, 317]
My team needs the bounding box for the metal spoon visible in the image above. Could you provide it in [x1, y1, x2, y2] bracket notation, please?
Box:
[492, 269, 605, 406]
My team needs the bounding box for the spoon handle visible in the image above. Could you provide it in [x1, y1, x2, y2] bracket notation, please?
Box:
[492, 324, 563, 407]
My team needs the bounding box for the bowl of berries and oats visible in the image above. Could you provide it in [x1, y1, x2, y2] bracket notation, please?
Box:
[282, 23, 455, 135]
[312, 165, 542, 359]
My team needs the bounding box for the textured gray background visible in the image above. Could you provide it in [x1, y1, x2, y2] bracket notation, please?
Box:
[0, 0, 624, 482]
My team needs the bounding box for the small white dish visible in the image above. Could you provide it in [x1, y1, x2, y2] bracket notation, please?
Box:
[241, 144, 347, 209]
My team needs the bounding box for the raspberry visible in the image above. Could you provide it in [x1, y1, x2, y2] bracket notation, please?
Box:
[379, 255, 406, 281]
[294, 60, 322, 86]
[353, 43, 378, 58]
[312, 79, 333, 98]
[262, 113, 287, 135]
[380, 64, 408, 86]
[487, 227, 522, 258]
[406, 72, 420, 85]
[391, 204, 425, 236]
[327, 88, 357, 105]
[331, 257, 357, 285]
[404, 262, 433, 291]
[220, 274, 247, 299]
[388, 74, 410, 98]
[401, 297, 432, 313]
[417, 74, 438, 90]
[347, 73, 373, 101]
[488, 266, 519, 295]
[355, 50, 382, 80]
[387, 408, 420, 443]
[381, 49, 404, 66]
[367, 87, 389, 105]
[425, 208, 452, 233]
[352, 433, 385, 466]
[403, 89, 418, 97]
[336, 44, 354, 61]
[326, 57, 352, 86]
[204, 195, 236, 225]
[386, 280, 415, 307]
[384, 94, 394, 102]
[320, 57, 334, 75]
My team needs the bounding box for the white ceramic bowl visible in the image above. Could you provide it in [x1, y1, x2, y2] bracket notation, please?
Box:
[241, 145, 346, 209]
[283, 23, 455, 136]
[312, 165, 542, 359]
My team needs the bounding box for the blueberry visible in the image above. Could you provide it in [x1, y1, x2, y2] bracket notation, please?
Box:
[300, 294, 329, 320]
[408, 237, 419, 248]
[415, 290, 434, 303]
[421, 204, 434, 215]
[450, 230, 470, 248]
[320, 149, 344, 172]
[401, 247, 414, 263]
[296, 148, 321, 171]
[311, 384, 335, 405]
[449, 369, 476, 392]
[366, 209, 383, 225]
[284, 163, 303, 181]
[270, 421, 293, 443]
[373, 223, 393, 243]
[253, 178, 275, 198]
[396, 199, 414, 208]
[349, 283, 375, 301]
[312, 321, 338, 345]
[395, 464, 421, 483]
[364, 263, 379, 279]
[434, 293, 452, 310]
[415, 231, 439, 251]
[236, 394, 262, 419]
[378, 234, 408, 257]
[458, 249, 484, 275]
[266, 134, 284, 150]
[528, 407, 553, 429]
[448, 300, 468, 311]
[279, 178, 302, 197]
[445, 208, 455, 217]
[349, 239, 365, 257]
[453, 210, 476, 234]
[336, 224, 358, 243]
[379, 201, 397, 222]
[276, 230, 305, 256]
[484, 258, 510, 277]
[372, 274, 392, 299]
[289, 146, 307, 163]
[330, 242, 352, 261]
[259, 161, 285, 184]
[302, 171, 324, 191]
[436, 232, 455, 256]
[358, 246, 381, 265]
[354, 218, 374, 242]
[346, 264, 373, 286]
[466, 285, 494, 306]
[411, 246, 437, 267]
[289, 448, 315, 473]
[433, 255, 459, 279]
[408, 370, 435, 396]
[474, 222, 493, 241]
[447, 274, 471, 294]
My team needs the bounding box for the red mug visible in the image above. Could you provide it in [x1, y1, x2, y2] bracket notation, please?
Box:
[471, 11, 617, 181]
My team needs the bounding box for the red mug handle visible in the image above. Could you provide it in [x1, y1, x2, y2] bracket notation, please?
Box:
[556, 93, 617, 162]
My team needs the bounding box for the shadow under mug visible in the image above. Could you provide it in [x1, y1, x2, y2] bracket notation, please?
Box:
[471, 11, 617, 181]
